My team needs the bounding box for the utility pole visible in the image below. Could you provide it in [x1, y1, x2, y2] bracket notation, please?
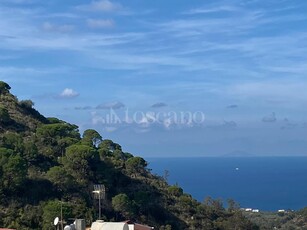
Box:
[98, 191, 101, 220]
[93, 190, 102, 220]
[61, 201, 63, 230]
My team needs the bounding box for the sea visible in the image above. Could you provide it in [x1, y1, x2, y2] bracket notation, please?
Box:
[148, 157, 307, 211]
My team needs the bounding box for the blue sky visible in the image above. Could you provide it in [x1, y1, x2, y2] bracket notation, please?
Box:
[1, 0, 307, 157]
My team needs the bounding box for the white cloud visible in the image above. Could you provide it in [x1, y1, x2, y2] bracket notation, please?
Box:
[42, 22, 74, 33]
[184, 5, 240, 15]
[59, 88, 79, 98]
[87, 19, 115, 29]
[1, 0, 35, 4]
[1, 1, 303, 77]
[77, 0, 121, 12]
[0, 66, 46, 75]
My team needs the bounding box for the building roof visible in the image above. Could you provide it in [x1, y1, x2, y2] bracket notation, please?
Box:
[124, 221, 153, 230]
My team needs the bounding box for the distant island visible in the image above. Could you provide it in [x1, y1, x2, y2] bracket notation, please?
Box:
[222, 150, 255, 157]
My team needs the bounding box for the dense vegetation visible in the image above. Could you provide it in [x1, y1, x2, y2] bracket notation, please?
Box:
[244, 209, 307, 230]
[0, 81, 305, 229]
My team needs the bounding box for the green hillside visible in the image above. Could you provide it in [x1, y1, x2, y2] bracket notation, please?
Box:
[0, 81, 273, 229]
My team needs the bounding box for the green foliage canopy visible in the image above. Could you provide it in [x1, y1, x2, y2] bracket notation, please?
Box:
[0, 81, 11, 94]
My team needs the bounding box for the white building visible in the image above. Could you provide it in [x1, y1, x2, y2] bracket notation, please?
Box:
[91, 221, 129, 230]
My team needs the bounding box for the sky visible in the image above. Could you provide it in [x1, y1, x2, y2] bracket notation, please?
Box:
[0, 0, 307, 157]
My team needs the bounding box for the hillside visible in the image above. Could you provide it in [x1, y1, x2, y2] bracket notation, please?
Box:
[0, 80, 299, 230]
[244, 209, 307, 230]
[0, 82, 48, 132]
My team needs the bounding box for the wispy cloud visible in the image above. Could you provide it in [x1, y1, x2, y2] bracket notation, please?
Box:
[222, 120, 237, 129]
[96, 101, 125, 110]
[207, 120, 238, 130]
[184, 5, 240, 15]
[158, 9, 263, 37]
[87, 19, 115, 29]
[1, 0, 35, 4]
[281, 118, 297, 130]
[151, 102, 168, 108]
[76, 0, 122, 12]
[224, 81, 307, 103]
[75, 106, 93, 110]
[226, 104, 238, 109]
[0, 66, 47, 75]
[42, 22, 74, 33]
[1, 0, 305, 79]
[262, 112, 277, 123]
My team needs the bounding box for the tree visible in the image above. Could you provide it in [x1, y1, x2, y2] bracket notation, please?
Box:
[47, 117, 64, 124]
[112, 193, 134, 218]
[42, 200, 72, 230]
[1, 132, 24, 153]
[36, 123, 80, 143]
[19, 100, 34, 109]
[203, 196, 225, 220]
[159, 225, 172, 230]
[62, 144, 98, 185]
[23, 140, 39, 164]
[168, 185, 183, 197]
[46, 166, 76, 192]
[0, 148, 27, 192]
[99, 139, 122, 151]
[82, 129, 102, 147]
[0, 81, 11, 94]
[36, 123, 80, 159]
[164, 169, 170, 182]
[0, 106, 11, 123]
[227, 199, 240, 212]
[134, 191, 153, 213]
[125, 156, 147, 176]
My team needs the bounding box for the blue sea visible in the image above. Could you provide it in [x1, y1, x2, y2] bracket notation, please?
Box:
[148, 157, 307, 211]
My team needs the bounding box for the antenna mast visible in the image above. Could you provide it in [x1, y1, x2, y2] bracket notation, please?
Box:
[92, 184, 106, 220]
